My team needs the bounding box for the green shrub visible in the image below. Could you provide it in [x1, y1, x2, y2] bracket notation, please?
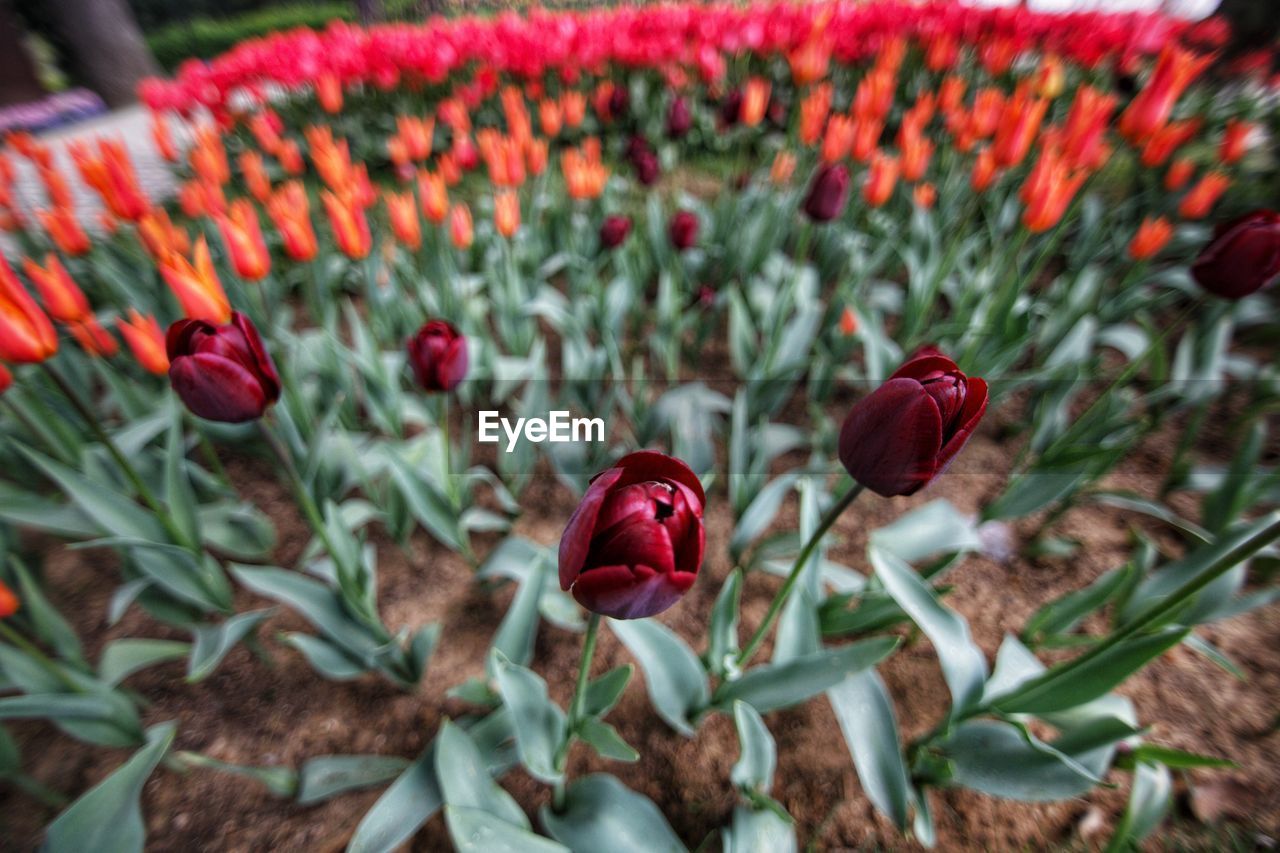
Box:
[147, 4, 356, 70]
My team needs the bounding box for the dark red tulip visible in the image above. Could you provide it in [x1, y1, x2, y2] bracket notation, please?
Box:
[600, 214, 633, 249]
[838, 352, 988, 497]
[719, 88, 743, 127]
[166, 311, 280, 423]
[669, 210, 699, 251]
[627, 136, 660, 186]
[666, 96, 692, 138]
[802, 163, 850, 222]
[407, 319, 468, 392]
[608, 85, 630, 120]
[1190, 210, 1280, 300]
[559, 451, 705, 619]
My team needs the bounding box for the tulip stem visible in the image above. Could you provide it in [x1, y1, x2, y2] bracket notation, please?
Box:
[731, 482, 865, 673]
[39, 362, 194, 550]
[552, 611, 602, 813]
[257, 420, 334, 555]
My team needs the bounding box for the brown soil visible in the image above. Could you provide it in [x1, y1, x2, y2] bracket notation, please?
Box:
[2, 398, 1278, 852]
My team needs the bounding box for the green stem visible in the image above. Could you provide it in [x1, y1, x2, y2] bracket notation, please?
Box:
[257, 419, 329, 549]
[730, 482, 865, 674]
[552, 611, 602, 812]
[39, 363, 193, 549]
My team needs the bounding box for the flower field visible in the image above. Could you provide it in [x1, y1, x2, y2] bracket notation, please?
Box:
[1, 2, 1279, 850]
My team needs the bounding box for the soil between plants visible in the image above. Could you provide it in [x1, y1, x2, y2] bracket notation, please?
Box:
[2, 399, 1278, 852]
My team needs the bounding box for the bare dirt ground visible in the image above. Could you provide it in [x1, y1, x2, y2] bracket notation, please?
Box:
[2, 393, 1278, 852]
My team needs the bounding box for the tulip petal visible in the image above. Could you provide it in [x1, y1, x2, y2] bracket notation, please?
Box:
[838, 378, 943, 497]
[571, 564, 697, 620]
[169, 353, 268, 423]
[558, 466, 624, 590]
[589, 519, 675, 576]
[610, 450, 706, 506]
[231, 311, 281, 400]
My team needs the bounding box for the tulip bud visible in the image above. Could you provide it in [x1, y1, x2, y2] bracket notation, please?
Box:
[1190, 210, 1280, 300]
[407, 319, 468, 392]
[166, 311, 280, 423]
[448, 203, 473, 249]
[666, 96, 692, 138]
[802, 163, 850, 223]
[558, 451, 705, 619]
[669, 210, 699, 251]
[0, 257, 58, 363]
[0, 578, 18, 618]
[600, 214, 632, 249]
[838, 352, 988, 497]
[719, 88, 743, 128]
[1128, 216, 1174, 261]
[118, 309, 170, 374]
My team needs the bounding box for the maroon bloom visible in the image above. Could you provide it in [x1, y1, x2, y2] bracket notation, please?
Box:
[719, 88, 743, 128]
[166, 311, 280, 423]
[838, 352, 988, 497]
[600, 214, 633, 249]
[559, 451, 705, 619]
[666, 96, 692, 138]
[669, 210, 699, 251]
[407, 320, 468, 392]
[627, 136, 660, 186]
[1191, 210, 1280, 300]
[802, 163, 850, 223]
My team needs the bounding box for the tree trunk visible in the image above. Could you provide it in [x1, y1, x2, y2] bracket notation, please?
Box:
[355, 0, 385, 26]
[37, 0, 158, 108]
[0, 4, 45, 107]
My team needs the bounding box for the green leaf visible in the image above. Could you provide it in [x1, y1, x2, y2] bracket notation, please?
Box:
[730, 701, 775, 793]
[870, 500, 982, 564]
[1023, 565, 1133, 643]
[828, 670, 910, 830]
[98, 639, 190, 686]
[18, 446, 166, 543]
[444, 806, 568, 853]
[280, 633, 368, 681]
[198, 501, 277, 562]
[577, 717, 639, 762]
[231, 565, 379, 660]
[583, 665, 633, 719]
[7, 557, 83, 663]
[730, 473, 799, 558]
[436, 721, 528, 827]
[164, 411, 200, 548]
[1109, 761, 1171, 850]
[722, 806, 796, 853]
[869, 545, 988, 715]
[992, 627, 1188, 715]
[717, 637, 898, 714]
[706, 569, 742, 678]
[188, 609, 272, 682]
[1125, 745, 1234, 770]
[297, 755, 411, 805]
[42, 720, 176, 853]
[610, 619, 709, 736]
[491, 558, 547, 669]
[540, 774, 687, 853]
[490, 651, 565, 783]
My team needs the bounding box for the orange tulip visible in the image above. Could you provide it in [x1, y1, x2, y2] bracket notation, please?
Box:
[912, 182, 937, 209]
[321, 190, 372, 260]
[1128, 216, 1174, 260]
[0, 578, 18, 619]
[863, 153, 899, 207]
[561, 90, 586, 129]
[158, 237, 232, 323]
[239, 151, 272, 202]
[1178, 171, 1230, 220]
[980, 37, 1018, 76]
[501, 86, 532, 147]
[525, 138, 548, 177]
[853, 68, 894, 122]
[898, 120, 933, 182]
[797, 84, 832, 147]
[151, 114, 179, 162]
[277, 139, 305, 175]
[838, 305, 859, 336]
[770, 150, 796, 185]
[137, 209, 190, 262]
[317, 73, 343, 114]
[562, 144, 609, 200]
[1165, 157, 1195, 191]
[1219, 119, 1253, 164]
[266, 182, 318, 262]
[22, 254, 89, 323]
[1060, 86, 1117, 171]
[396, 115, 435, 161]
[938, 76, 966, 118]
[967, 89, 1005, 140]
[437, 96, 471, 133]
[789, 24, 831, 85]
[305, 125, 354, 193]
[971, 146, 1000, 192]
[1140, 119, 1201, 168]
[851, 117, 884, 163]
[448, 203, 473, 250]
[37, 207, 91, 256]
[38, 164, 73, 210]
[494, 190, 520, 239]
[0, 257, 58, 363]
[1119, 45, 1212, 143]
[820, 115, 856, 163]
[741, 78, 771, 127]
[993, 82, 1048, 168]
[249, 111, 283, 153]
[925, 33, 959, 72]
[417, 170, 449, 225]
[68, 317, 117, 358]
[385, 190, 422, 250]
[539, 99, 563, 137]
[189, 127, 230, 186]
[215, 199, 270, 281]
[68, 139, 149, 221]
[1020, 145, 1087, 233]
[117, 308, 169, 374]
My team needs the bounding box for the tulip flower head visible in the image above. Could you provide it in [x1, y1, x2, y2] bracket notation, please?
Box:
[669, 210, 699, 252]
[321, 190, 373, 260]
[1129, 216, 1174, 261]
[22, 254, 89, 323]
[600, 214, 632, 250]
[37, 207, 91, 256]
[214, 199, 271, 281]
[385, 190, 422, 250]
[494, 189, 520, 238]
[118, 309, 170, 374]
[407, 319, 468, 393]
[166, 312, 279, 423]
[1178, 171, 1230, 220]
[0, 578, 18, 619]
[0, 257, 58, 363]
[839, 352, 988, 497]
[802, 163, 850, 223]
[559, 451, 705, 619]
[158, 237, 232, 324]
[448, 203, 474, 249]
[1191, 210, 1280, 300]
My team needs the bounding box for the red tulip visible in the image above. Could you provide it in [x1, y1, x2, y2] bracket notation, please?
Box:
[407, 320, 467, 392]
[600, 215, 632, 249]
[0, 578, 18, 618]
[838, 353, 988, 497]
[802, 163, 849, 223]
[1190, 211, 1280, 300]
[166, 311, 280, 423]
[666, 96, 692, 138]
[558, 451, 705, 619]
[669, 210, 698, 251]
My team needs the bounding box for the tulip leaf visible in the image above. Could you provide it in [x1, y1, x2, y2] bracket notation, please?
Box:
[297, 755, 411, 805]
[490, 651, 565, 783]
[17, 446, 167, 543]
[583, 665, 633, 718]
[730, 472, 800, 559]
[197, 501, 278, 562]
[609, 618, 709, 736]
[436, 720, 529, 828]
[577, 717, 639, 763]
[722, 805, 796, 853]
[42, 720, 176, 853]
[869, 500, 982, 565]
[869, 545, 988, 716]
[445, 807, 568, 853]
[188, 609, 273, 682]
[540, 774, 688, 853]
[706, 569, 742, 678]
[1110, 760, 1173, 848]
[730, 701, 775, 794]
[97, 639, 191, 687]
[163, 411, 201, 549]
[491, 556, 548, 670]
[280, 633, 367, 681]
[828, 670, 911, 830]
[231, 565, 380, 662]
[717, 636, 898, 714]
